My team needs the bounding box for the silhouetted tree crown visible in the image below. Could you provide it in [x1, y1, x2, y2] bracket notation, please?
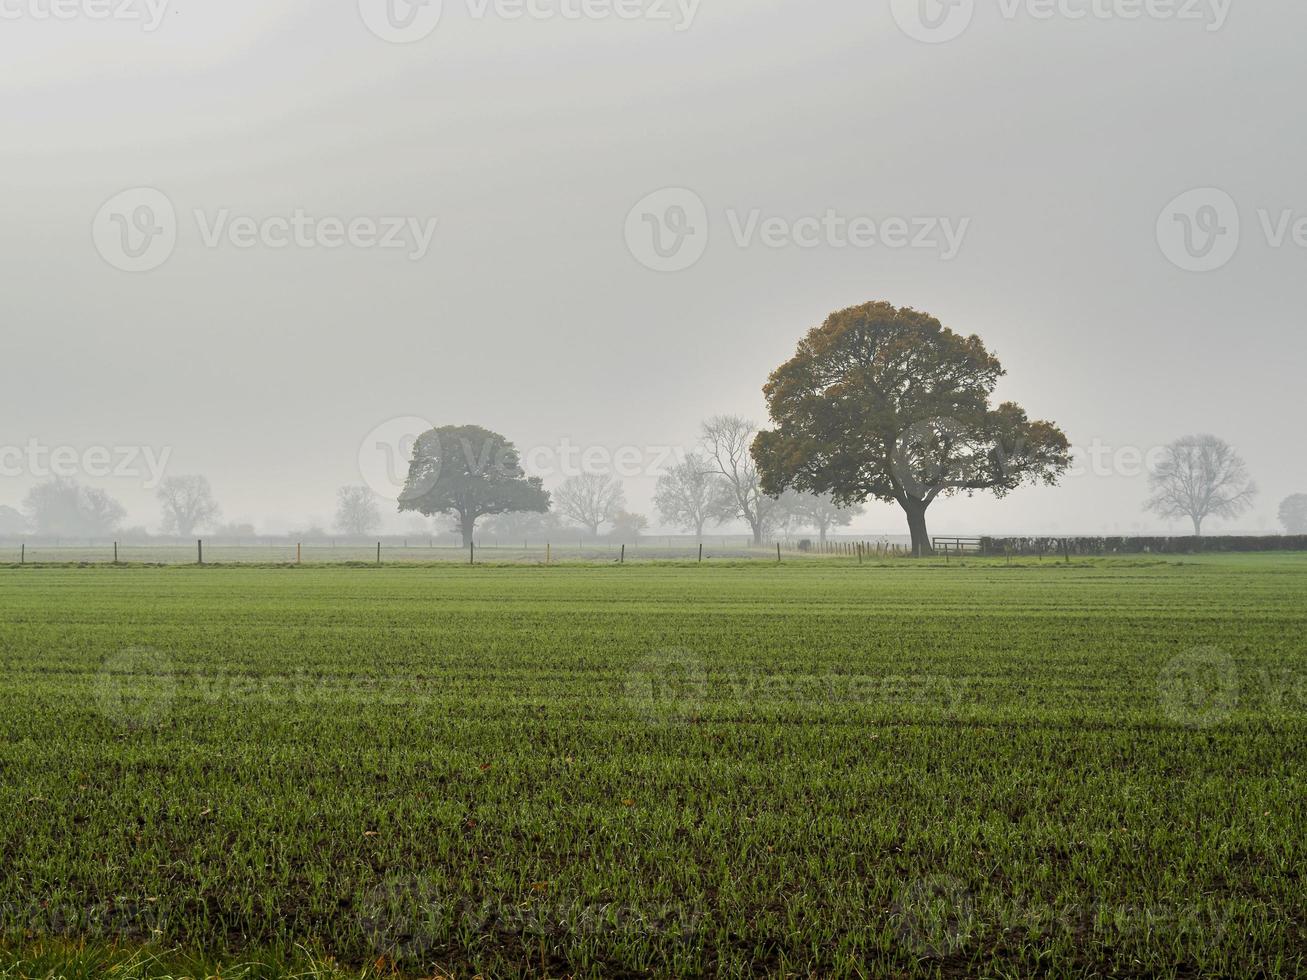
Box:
[398, 425, 549, 547]
[752, 302, 1070, 556]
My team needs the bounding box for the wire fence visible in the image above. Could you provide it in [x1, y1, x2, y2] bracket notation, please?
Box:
[0, 536, 915, 566]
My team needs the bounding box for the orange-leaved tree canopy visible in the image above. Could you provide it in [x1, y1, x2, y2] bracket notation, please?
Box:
[752, 302, 1071, 557]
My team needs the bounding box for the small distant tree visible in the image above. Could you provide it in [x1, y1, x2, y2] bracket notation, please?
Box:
[335, 486, 382, 537]
[554, 473, 626, 537]
[481, 510, 563, 542]
[157, 475, 221, 537]
[1146, 435, 1257, 536]
[0, 505, 26, 536]
[653, 452, 733, 540]
[1277, 494, 1307, 535]
[787, 492, 865, 544]
[702, 415, 784, 546]
[609, 510, 649, 544]
[24, 478, 126, 537]
[399, 425, 550, 547]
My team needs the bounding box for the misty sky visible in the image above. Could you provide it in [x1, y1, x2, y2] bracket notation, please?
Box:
[2, 0, 1303, 537]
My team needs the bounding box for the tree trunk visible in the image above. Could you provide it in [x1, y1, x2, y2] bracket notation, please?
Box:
[460, 514, 476, 548]
[751, 522, 764, 547]
[901, 499, 933, 557]
[1192, 515, 1203, 537]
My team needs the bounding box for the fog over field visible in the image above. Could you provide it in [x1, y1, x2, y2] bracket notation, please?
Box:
[2, 0, 1303, 537]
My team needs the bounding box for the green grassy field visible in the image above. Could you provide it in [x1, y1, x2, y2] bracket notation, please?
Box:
[0, 556, 1304, 978]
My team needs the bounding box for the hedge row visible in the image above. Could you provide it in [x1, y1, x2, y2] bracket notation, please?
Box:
[978, 536, 1307, 556]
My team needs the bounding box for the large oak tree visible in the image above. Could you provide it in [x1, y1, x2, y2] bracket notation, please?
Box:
[752, 302, 1070, 556]
[398, 425, 549, 547]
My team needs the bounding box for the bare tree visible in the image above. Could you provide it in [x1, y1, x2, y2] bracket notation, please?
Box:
[481, 509, 563, 542]
[1278, 494, 1307, 534]
[653, 451, 733, 540]
[1146, 435, 1257, 536]
[701, 415, 781, 546]
[156, 475, 221, 537]
[26, 478, 126, 537]
[0, 505, 26, 536]
[554, 474, 625, 536]
[335, 486, 382, 537]
[609, 510, 649, 544]
[787, 492, 866, 544]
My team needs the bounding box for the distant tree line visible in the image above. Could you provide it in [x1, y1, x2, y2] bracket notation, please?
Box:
[1, 301, 1294, 552]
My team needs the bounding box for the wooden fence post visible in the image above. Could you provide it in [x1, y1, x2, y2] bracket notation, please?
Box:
[470, 542, 475, 566]
[620, 545, 625, 564]
[198, 539, 203, 565]
[377, 542, 382, 566]
[699, 543, 703, 564]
